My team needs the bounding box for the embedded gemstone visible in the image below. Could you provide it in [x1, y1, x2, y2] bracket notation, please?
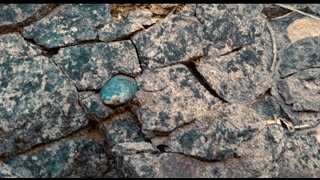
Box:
[100, 74, 138, 106]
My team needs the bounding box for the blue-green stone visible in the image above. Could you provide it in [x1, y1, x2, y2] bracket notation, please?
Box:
[100, 74, 138, 106]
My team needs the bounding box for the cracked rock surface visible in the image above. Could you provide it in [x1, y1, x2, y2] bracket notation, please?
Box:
[0, 3, 319, 178]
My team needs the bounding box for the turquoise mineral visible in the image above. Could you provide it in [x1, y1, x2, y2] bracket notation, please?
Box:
[100, 74, 139, 106]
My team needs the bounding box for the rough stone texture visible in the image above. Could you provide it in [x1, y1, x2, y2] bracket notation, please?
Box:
[132, 14, 204, 69]
[22, 4, 181, 49]
[279, 37, 320, 78]
[150, 104, 284, 165]
[196, 42, 274, 105]
[251, 95, 282, 120]
[196, 4, 265, 56]
[0, 4, 43, 26]
[112, 142, 157, 156]
[276, 129, 320, 178]
[195, 4, 274, 105]
[0, 33, 86, 156]
[270, 13, 320, 127]
[1, 3, 320, 178]
[2, 137, 110, 178]
[79, 92, 113, 121]
[135, 64, 222, 136]
[52, 40, 141, 91]
[97, 8, 150, 42]
[277, 69, 320, 126]
[22, 4, 112, 48]
[278, 69, 320, 112]
[0, 161, 20, 178]
[100, 112, 146, 147]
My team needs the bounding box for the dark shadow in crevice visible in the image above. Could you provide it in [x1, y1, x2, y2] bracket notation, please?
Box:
[262, 6, 292, 20]
[21, 35, 60, 58]
[219, 45, 245, 57]
[0, 4, 60, 35]
[182, 60, 229, 103]
[156, 144, 170, 153]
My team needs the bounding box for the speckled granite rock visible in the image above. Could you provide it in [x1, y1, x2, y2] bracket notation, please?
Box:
[112, 142, 157, 156]
[2, 137, 110, 178]
[22, 4, 111, 48]
[0, 161, 20, 178]
[100, 74, 138, 106]
[278, 69, 320, 112]
[132, 14, 204, 69]
[119, 152, 263, 178]
[251, 95, 282, 120]
[135, 64, 222, 136]
[195, 43, 274, 105]
[150, 104, 284, 162]
[194, 4, 274, 105]
[277, 69, 320, 126]
[279, 37, 320, 78]
[52, 40, 141, 91]
[97, 8, 152, 42]
[1, 3, 320, 178]
[196, 4, 265, 56]
[0, 4, 43, 26]
[0, 33, 86, 156]
[276, 129, 320, 178]
[270, 14, 320, 127]
[22, 4, 171, 49]
[79, 92, 113, 121]
[100, 112, 146, 147]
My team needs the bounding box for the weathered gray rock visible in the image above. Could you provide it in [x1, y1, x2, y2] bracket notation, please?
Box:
[100, 112, 145, 147]
[132, 14, 204, 69]
[0, 4, 43, 26]
[120, 150, 280, 178]
[276, 129, 320, 178]
[22, 4, 172, 49]
[150, 104, 284, 164]
[97, 9, 151, 42]
[279, 37, 320, 78]
[196, 4, 265, 56]
[112, 142, 157, 156]
[271, 15, 320, 126]
[52, 40, 141, 91]
[135, 64, 222, 136]
[194, 4, 274, 105]
[251, 95, 282, 120]
[0, 161, 20, 178]
[278, 69, 320, 112]
[196, 42, 273, 105]
[0, 33, 86, 156]
[277, 69, 320, 126]
[2, 137, 110, 178]
[79, 92, 113, 121]
[22, 4, 111, 48]
[2, 3, 320, 178]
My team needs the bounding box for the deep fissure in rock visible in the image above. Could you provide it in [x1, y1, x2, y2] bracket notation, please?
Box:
[183, 61, 229, 103]
[0, 4, 60, 35]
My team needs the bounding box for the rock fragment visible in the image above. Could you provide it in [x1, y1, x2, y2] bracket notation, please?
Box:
[0, 33, 86, 156]
[100, 74, 138, 106]
[132, 14, 204, 69]
[135, 64, 221, 136]
[2, 137, 110, 178]
[0, 4, 43, 26]
[52, 40, 141, 91]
